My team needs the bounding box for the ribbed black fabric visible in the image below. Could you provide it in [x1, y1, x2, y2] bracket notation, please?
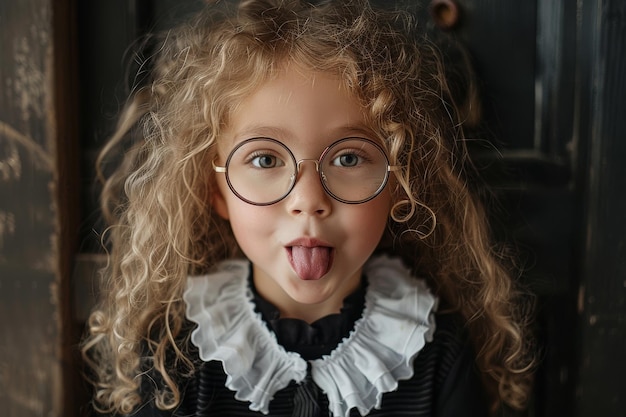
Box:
[292, 368, 321, 417]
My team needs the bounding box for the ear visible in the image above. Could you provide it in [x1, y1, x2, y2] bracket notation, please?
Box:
[211, 187, 230, 220]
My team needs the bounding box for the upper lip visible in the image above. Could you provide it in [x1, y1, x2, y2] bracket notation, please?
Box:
[285, 237, 333, 248]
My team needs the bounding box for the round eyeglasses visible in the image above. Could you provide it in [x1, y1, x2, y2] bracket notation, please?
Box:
[213, 137, 400, 206]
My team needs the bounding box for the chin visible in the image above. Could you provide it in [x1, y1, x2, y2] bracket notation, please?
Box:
[285, 282, 336, 305]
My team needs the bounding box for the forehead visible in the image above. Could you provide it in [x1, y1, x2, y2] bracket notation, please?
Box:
[220, 66, 371, 151]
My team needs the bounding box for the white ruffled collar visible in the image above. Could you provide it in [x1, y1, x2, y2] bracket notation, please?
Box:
[183, 255, 438, 417]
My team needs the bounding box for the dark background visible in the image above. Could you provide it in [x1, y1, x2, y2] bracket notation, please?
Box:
[0, 0, 624, 416]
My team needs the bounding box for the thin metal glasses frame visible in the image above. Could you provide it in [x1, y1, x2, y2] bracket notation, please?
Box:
[213, 137, 400, 206]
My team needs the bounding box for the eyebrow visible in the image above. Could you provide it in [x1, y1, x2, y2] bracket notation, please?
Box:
[231, 125, 290, 141]
[230, 124, 376, 142]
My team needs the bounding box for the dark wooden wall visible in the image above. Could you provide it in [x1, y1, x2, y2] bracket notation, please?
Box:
[0, 0, 624, 416]
[0, 0, 80, 415]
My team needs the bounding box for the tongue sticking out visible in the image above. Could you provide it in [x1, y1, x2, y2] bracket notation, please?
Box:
[289, 246, 332, 280]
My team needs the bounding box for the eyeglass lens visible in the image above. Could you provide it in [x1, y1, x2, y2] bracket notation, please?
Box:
[224, 138, 390, 205]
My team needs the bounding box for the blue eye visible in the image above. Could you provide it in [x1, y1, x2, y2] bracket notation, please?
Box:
[338, 154, 359, 167]
[331, 153, 362, 167]
[251, 154, 282, 168]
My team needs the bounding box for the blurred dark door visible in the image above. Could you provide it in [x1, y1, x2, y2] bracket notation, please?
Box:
[416, 1, 626, 416]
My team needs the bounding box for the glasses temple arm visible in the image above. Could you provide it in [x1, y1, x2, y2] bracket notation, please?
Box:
[212, 160, 227, 173]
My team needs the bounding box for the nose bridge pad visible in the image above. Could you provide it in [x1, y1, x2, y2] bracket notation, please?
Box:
[296, 159, 320, 174]
[294, 159, 321, 182]
[291, 158, 328, 194]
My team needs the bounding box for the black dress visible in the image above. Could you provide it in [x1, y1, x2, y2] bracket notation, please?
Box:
[129, 289, 488, 416]
[121, 257, 489, 417]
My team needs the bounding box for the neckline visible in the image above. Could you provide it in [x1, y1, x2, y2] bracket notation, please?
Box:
[184, 255, 438, 416]
[251, 273, 367, 360]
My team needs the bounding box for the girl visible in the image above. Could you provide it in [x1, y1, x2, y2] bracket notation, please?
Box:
[82, 0, 535, 416]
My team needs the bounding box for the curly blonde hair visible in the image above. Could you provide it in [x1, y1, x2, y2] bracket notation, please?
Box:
[82, 0, 535, 414]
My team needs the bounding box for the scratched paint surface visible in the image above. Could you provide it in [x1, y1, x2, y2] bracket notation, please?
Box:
[0, 0, 62, 416]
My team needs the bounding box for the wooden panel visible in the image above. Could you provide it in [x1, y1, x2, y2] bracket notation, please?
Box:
[0, 0, 79, 416]
[0, 0, 60, 413]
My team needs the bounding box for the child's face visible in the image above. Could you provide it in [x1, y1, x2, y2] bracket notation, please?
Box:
[212, 66, 392, 321]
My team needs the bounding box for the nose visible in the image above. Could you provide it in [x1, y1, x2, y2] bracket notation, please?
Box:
[285, 159, 332, 217]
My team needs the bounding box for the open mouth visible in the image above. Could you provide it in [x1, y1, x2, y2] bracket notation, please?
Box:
[286, 245, 334, 280]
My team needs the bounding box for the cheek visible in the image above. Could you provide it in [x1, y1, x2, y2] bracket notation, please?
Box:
[344, 198, 391, 246]
[226, 202, 276, 248]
